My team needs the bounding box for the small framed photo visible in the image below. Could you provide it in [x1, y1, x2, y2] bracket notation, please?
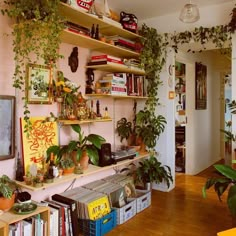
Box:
[26, 63, 52, 104]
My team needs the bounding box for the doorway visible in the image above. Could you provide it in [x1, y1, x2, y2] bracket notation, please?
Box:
[175, 61, 186, 173]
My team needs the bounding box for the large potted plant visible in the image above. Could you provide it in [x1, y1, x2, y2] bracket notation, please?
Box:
[202, 164, 236, 217]
[46, 124, 106, 170]
[0, 175, 19, 211]
[135, 154, 173, 190]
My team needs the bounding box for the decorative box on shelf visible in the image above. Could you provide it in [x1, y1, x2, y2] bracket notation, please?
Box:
[113, 199, 136, 225]
[78, 209, 117, 236]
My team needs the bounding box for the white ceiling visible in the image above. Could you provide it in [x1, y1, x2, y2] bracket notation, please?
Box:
[107, 0, 233, 20]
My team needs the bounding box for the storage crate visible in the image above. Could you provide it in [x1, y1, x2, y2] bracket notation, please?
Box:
[134, 190, 151, 213]
[114, 199, 136, 225]
[78, 209, 117, 236]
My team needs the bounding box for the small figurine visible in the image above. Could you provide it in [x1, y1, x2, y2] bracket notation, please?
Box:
[103, 107, 110, 119]
[85, 68, 95, 94]
[68, 47, 79, 72]
[96, 100, 102, 118]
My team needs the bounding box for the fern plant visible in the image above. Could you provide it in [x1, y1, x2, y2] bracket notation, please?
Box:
[0, 175, 18, 199]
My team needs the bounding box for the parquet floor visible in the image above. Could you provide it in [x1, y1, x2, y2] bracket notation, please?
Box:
[107, 161, 233, 236]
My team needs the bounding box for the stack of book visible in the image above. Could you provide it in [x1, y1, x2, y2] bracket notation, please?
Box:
[88, 54, 124, 66]
[106, 35, 136, 51]
[65, 21, 90, 37]
[98, 73, 127, 95]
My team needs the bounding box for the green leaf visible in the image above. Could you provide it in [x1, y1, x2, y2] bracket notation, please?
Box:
[227, 185, 236, 216]
[214, 164, 236, 179]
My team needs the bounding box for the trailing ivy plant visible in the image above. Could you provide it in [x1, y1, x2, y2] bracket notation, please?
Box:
[1, 0, 65, 133]
[138, 24, 167, 150]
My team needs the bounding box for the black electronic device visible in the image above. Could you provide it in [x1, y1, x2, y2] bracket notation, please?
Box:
[98, 143, 113, 167]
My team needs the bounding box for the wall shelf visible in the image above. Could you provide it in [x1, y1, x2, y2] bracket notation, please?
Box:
[58, 118, 112, 125]
[15, 152, 149, 192]
[85, 64, 145, 75]
[60, 30, 139, 58]
[86, 94, 148, 99]
[59, 2, 141, 40]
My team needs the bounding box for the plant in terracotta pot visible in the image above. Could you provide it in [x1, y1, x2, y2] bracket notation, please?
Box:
[60, 156, 75, 175]
[116, 117, 133, 144]
[66, 124, 106, 170]
[32, 175, 44, 188]
[0, 175, 19, 211]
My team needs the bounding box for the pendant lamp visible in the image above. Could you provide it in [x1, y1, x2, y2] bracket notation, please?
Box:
[179, 0, 200, 23]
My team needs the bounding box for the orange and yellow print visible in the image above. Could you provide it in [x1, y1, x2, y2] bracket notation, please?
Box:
[21, 117, 58, 174]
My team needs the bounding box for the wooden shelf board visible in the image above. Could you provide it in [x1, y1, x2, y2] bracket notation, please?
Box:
[15, 152, 149, 191]
[59, 2, 141, 40]
[0, 206, 49, 225]
[60, 30, 139, 58]
[86, 94, 148, 99]
[58, 118, 112, 125]
[85, 64, 145, 75]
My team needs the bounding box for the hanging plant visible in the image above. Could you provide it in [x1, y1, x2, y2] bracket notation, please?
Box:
[1, 0, 65, 133]
[138, 24, 167, 150]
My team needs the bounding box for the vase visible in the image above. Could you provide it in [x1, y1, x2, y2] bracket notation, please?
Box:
[79, 151, 89, 170]
[62, 166, 75, 175]
[0, 193, 15, 212]
[103, 0, 111, 18]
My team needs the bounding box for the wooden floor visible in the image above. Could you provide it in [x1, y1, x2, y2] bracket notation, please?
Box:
[107, 165, 233, 236]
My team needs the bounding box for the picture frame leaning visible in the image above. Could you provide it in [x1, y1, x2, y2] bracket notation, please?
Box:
[26, 63, 52, 104]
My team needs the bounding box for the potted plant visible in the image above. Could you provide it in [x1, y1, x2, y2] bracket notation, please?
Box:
[0, 175, 19, 211]
[67, 124, 106, 170]
[46, 124, 106, 170]
[135, 110, 166, 151]
[202, 164, 236, 217]
[135, 154, 173, 191]
[32, 175, 44, 188]
[60, 156, 75, 175]
[116, 117, 133, 144]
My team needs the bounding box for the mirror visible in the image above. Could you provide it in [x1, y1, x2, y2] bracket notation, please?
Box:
[0, 95, 15, 160]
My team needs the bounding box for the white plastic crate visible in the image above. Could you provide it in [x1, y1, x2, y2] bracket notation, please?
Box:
[134, 190, 151, 213]
[114, 199, 136, 225]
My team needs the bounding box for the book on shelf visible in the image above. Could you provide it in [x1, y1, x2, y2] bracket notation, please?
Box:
[87, 60, 125, 66]
[91, 54, 123, 62]
[65, 21, 90, 37]
[52, 194, 79, 236]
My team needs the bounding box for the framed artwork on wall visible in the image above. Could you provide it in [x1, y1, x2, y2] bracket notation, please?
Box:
[20, 116, 58, 174]
[195, 62, 207, 110]
[0, 95, 15, 160]
[26, 63, 52, 104]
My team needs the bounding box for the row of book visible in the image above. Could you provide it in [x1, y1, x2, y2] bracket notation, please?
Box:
[9, 214, 47, 236]
[97, 72, 147, 96]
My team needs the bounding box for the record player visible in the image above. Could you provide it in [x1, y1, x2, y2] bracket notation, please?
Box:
[111, 146, 137, 164]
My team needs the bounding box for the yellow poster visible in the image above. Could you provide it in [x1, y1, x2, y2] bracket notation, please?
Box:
[21, 117, 58, 174]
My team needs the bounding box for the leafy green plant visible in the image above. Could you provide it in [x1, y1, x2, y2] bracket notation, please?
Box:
[46, 124, 106, 166]
[202, 164, 236, 216]
[60, 157, 75, 169]
[135, 110, 166, 148]
[136, 155, 173, 189]
[67, 124, 106, 166]
[116, 117, 133, 143]
[0, 175, 19, 199]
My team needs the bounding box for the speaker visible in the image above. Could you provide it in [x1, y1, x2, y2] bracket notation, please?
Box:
[98, 143, 113, 167]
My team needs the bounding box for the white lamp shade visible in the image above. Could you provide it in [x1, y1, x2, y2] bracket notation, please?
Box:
[179, 3, 200, 23]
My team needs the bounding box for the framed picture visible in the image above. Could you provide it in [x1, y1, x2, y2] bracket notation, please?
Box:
[26, 63, 52, 104]
[0, 95, 15, 160]
[195, 62, 207, 110]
